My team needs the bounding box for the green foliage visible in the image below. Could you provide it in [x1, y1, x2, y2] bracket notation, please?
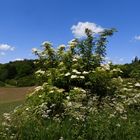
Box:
[115, 57, 140, 79]
[0, 60, 37, 87]
[0, 28, 140, 140]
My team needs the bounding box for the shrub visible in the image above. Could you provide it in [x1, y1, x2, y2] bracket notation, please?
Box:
[1, 27, 140, 140]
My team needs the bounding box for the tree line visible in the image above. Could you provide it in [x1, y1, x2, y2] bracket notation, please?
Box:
[0, 57, 140, 87]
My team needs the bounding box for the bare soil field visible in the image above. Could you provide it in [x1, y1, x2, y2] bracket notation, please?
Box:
[0, 87, 35, 118]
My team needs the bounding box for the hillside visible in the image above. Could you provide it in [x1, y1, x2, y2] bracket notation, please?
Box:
[0, 59, 37, 87]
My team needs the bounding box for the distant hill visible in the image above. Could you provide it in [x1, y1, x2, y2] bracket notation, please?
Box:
[0, 59, 38, 87]
[115, 56, 140, 80]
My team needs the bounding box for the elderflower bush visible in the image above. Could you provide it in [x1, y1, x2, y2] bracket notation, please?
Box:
[0, 28, 140, 140]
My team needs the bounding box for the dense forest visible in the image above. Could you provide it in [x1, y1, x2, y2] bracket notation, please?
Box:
[0, 59, 37, 87]
[0, 56, 140, 87]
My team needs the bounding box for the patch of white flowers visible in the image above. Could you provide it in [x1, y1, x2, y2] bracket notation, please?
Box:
[42, 41, 52, 48]
[32, 48, 38, 53]
[65, 72, 71, 76]
[35, 70, 45, 75]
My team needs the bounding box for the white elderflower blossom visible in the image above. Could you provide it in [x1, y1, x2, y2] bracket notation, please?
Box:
[67, 102, 72, 107]
[35, 70, 45, 75]
[79, 76, 85, 79]
[72, 58, 77, 62]
[72, 69, 78, 73]
[58, 44, 65, 50]
[39, 95, 42, 98]
[135, 83, 140, 87]
[49, 90, 54, 93]
[3, 113, 11, 121]
[66, 96, 70, 100]
[68, 39, 77, 44]
[65, 72, 71, 76]
[46, 109, 51, 114]
[57, 89, 65, 93]
[59, 137, 64, 140]
[73, 87, 79, 90]
[42, 41, 52, 47]
[68, 39, 78, 48]
[26, 108, 29, 111]
[72, 69, 81, 75]
[71, 75, 77, 79]
[116, 123, 121, 127]
[35, 86, 43, 92]
[115, 104, 124, 114]
[42, 114, 49, 118]
[32, 48, 38, 53]
[135, 93, 140, 98]
[82, 71, 89, 74]
[81, 89, 86, 94]
[111, 68, 122, 73]
[121, 115, 127, 120]
[118, 76, 123, 83]
[101, 63, 110, 70]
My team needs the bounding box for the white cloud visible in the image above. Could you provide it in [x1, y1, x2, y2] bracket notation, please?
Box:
[0, 44, 15, 51]
[71, 22, 104, 38]
[134, 35, 140, 41]
[14, 58, 24, 61]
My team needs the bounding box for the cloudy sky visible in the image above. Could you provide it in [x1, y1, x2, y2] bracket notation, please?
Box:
[0, 0, 140, 64]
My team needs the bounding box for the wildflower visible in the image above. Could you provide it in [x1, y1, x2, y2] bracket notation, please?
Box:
[73, 87, 79, 90]
[46, 109, 51, 114]
[57, 88, 64, 93]
[58, 44, 65, 50]
[65, 72, 71, 76]
[68, 39, 78, 48]
[42, 114, 49, 118]
[135, 93, 140, 98]
[39, 95, 42, 98]
[79, 76, 85, 79]
[112, 68, 122, 73]
[66, 96, 70, 100]
[67, 102, 72, 107]
[59, 137, 64, 140]
[121, 115, 127, 120]
[10, 136, 14, 139]
[50, 104, 56, 108]
[71, 75, 77, 79]
[81, 89, 86, 93]
[3, 113, 11, 121]
[101, 63, 110, 70]
[116, 123, 121, 127]
[72, 69, 81, 75]
[109, 114, 115, 118]
[32, 48, 38, 53]
[135, 83, 140, 87]
[35, 70, 45, 75]
[49, 90, 54, 93]
[83, 71, 89, 74]
[35, 86, 43, 92]
[42, 41, 52, 48]
[116, 104, 124, 114]
[122, 87, 129, 91]
[72, 58, 77, 62]
[72, 69, 78, 73]
[26, 108, 29, 111]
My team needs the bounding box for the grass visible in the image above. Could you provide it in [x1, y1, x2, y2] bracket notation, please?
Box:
[0, 87, 35, 120]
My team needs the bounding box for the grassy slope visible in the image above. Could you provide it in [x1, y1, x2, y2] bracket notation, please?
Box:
[0, 87, 35, 119]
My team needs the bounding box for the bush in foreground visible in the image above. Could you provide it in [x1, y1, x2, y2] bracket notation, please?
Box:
[0, 28, 140, 140]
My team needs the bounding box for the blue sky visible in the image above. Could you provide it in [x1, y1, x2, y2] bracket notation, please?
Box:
[0, 0, 140, 64]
